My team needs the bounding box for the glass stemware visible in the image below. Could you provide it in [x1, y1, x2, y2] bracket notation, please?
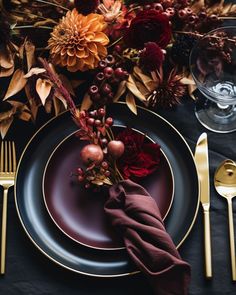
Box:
[190, 26, 236, 133]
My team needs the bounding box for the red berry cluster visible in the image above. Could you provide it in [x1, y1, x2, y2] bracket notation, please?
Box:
[177, 9, 222, 32]
[77, 108, 113, 146]
[133, 0, 192, 18]
[88, 55, 129, 106]
[75, 108, 125, 189]
[76, 108, 113, 188]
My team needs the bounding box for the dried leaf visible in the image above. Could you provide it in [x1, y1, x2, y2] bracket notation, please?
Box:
[18, 42, 25, 60]
[207, 3, 221, 14]
[33, 18, 57, 27]
[0, 107, 14, 122]
[188, 84, 197, 100]
[126, 75, 146, 101]
[103, 178, 113, 186]
[91, 179, 104, 186]
[24, 67, 46, 78]
[3, 69, 27, 100]
[180, 77, 196, 85]
[133, 67, 153, 84]
[54, 91, 68, 109]
[126, 92, 137, 115]
[25, 84, 39, 121]
[113, 80, 126, 102]
[150, 70, 159, 82]
[81, 92, 92, 110]
[0, 117, 13, 139]
[36, 78, 52, 105]
[135, 81, 150, 97]
[45, 100, 52, 113]
[59, 74, 75, 96]
[18, 109, 31, 121]
[191, 0, 205, 13]
[25, 41, 35, 71]
[222, 3, 232, 14]
[0, 66, 14, 78]
[0, 49, 14, 69]
[53, 97, 63, 116]
[71, 80, 85, 88]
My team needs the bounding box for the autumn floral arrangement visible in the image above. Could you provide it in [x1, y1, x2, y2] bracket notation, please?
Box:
[39, 58, 161, 188]
[1, 0, 236, 138]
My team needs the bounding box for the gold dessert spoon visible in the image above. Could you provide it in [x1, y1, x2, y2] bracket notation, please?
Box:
[214, 159, 236, 281]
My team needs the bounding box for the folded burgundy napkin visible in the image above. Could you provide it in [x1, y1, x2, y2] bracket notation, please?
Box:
[104, 179, 191, 295]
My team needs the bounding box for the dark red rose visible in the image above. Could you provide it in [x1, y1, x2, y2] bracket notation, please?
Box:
[116, 128, 161, 179]
[139, 42, 164, 71]
[124, 10, 171, 49]
[74, 0, 99, 15]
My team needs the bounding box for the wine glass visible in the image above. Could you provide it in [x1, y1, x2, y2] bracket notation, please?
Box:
[190, 26, 236, 133]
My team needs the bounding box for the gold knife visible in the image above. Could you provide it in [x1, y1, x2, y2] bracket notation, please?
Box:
[194, 132, 212, 279]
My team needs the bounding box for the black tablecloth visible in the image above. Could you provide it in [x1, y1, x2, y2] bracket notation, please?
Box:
[0, 99, 236, 295]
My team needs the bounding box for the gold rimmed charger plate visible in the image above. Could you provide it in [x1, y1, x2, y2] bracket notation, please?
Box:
[15, 102, 199, 277]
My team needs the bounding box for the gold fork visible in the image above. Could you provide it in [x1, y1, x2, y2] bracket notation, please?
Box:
[0, 141, 16, 275]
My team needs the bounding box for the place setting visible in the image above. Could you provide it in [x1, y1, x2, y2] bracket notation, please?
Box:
[0, 1, 236, 294]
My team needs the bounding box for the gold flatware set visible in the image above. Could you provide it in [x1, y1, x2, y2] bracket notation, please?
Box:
[195, 133, 236, 281]
[214, 160, 236, 281]
[0, 135, 235, 281]
[195, 133, 212, 279]
[0, 141, 16, 275]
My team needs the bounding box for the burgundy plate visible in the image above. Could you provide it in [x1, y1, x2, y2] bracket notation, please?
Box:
[43, 128, 174, 250]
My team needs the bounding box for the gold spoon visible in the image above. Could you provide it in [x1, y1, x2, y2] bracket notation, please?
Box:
[214, 159, 236, 281]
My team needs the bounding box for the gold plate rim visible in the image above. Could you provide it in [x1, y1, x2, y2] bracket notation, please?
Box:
[41, 126, 175, 251]
[14, 101, 200, 277]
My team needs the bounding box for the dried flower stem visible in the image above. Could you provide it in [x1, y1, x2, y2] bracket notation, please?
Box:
[35, 0, 69, 11]
[174, 31, 236, 43]
[15, 25, 53, 30]
[12, 10, 58, 24]
[219, 17, 236, 20]
[108, 36, 123, 48]
[39, 58, 77, 118]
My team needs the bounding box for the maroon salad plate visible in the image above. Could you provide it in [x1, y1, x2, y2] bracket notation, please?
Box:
[43, 128, 174, 250]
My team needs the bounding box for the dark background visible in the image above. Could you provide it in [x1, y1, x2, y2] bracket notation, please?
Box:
[1, 3, 236, 293]
[0, 98, 236, 295]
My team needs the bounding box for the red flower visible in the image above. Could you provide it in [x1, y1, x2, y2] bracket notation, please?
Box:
[74, 0, 99, 15]
[139, 42, 164, 71]
[124, 10, 171, 49]
[116, 128, 161, 179]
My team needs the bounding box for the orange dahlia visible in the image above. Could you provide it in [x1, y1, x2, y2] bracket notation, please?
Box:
[48, 9, 109, 72]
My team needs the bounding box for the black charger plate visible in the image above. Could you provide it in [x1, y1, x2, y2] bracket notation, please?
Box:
[15, 103, 199, 277]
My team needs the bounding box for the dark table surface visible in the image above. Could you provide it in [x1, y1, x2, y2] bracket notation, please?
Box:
[0, 99, 236, 295]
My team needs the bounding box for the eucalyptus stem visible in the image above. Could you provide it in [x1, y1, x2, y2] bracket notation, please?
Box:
[35, 0, 69, 11]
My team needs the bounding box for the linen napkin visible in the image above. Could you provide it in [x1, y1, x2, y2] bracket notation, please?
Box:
[104, 179, 191, 295]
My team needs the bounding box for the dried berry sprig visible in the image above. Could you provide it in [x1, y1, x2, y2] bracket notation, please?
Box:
[39, 58, 78, 119]
[173, 31, 236, 63]
[83, 54, 129, 108]
[75, 108, 125, 189]
[40, 58, 125, 189]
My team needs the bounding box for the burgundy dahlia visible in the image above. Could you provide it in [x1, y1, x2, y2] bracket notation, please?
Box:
[139, 42, 164, 71]
[116, 128, 161, 179]
[124, 10, 171, 49]
[74, 0, 99, 15]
